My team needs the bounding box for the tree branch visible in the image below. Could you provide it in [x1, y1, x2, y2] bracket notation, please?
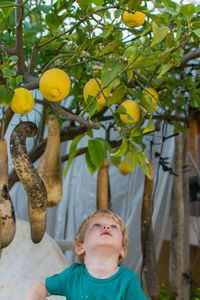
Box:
[180, 47, 200, 68]
[15, 0, 27, 74]
[49, 102, 101, 129]
[0, 45, 17, 55]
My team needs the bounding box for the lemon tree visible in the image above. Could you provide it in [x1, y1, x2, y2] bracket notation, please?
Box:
[10, 88, 35, 114]
[1, 0, 200, 297]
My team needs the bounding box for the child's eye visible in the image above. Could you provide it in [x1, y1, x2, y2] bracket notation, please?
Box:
[93, 223, 101, 228]
[111, 225, 118, 229]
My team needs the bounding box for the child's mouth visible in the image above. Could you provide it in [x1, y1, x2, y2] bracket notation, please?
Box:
[100, 230, 112, 236]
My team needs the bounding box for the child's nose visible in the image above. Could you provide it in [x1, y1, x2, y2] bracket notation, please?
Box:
[102, 224, 110, 230]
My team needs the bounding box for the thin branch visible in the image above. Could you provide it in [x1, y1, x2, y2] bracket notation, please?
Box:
[0, 45, 17, 55]
[15, 0, 26, 74]
[49, 102, 101, 129]
[28, 43, 38, 73]
[180, 48, 200, 68]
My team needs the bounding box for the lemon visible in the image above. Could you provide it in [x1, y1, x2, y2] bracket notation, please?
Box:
[118, 160, 131, 175]
[143, 88, 158, 105]
[119, 100, 141, 126]
[83, 78, 109, 107]
[122, 10, 145, 28]
[10, 88, 35, 114]
[39, 68, 71, 102]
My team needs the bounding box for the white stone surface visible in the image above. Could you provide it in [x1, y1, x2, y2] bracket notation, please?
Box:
[0, 219, 68, 300]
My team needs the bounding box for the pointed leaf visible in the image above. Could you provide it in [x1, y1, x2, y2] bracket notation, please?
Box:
[88, 138, 106, 168]
[128, 0, 142, 11]
[180, 4, 195, 23]
[69, 134, 85, 155]
[125, 151, 139, 172]
[151, 21, 169, 46]
[193, 29, 200, 38]
[157, 63, 173, 78]
[85, 150, 97, 175]
[110, 137, 128, 157]
[143, 119, 155, 134]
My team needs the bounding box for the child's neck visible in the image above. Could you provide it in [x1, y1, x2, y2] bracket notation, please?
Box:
[84, 255, 120, 279]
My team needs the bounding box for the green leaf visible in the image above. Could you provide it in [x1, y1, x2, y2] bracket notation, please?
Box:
[101, 59, 124, 91]
[64, 148, 84, 176]
[85, 150, 97, 175]
[9, 55, 18, 62]
[151, 21, 169, 46]
[69, 134, 85, 155]
[125, 151, 139, 172]
[136, 151, 149, 165]
[108, 85, 126, 105]
[123, 46, 137, 61]
[105, 22, 113, 37]
[143, 119, 155, 134]
[110, 137, 128, 157]
[0, 85, 14, 106]
[88, 101, 98, 119]
[145, 13, 162, 25]
[141, 163, 150, 177]
[92, 0, 104, 5]
[64, 134, 85, 176]
[157, 63, 173, 78]
[77, 0, 91, 10]
[140, 96, 158, 114]
[175, 17, 182, 41]
[180, 4, 195, 23]
[128, 0, 142, 11]
[193, 29, 200, 38]
[88, 138, 106, 168]
[162, 0, 170, 10]
[129, 117, 145, 138]
[2, 69, 16, 78]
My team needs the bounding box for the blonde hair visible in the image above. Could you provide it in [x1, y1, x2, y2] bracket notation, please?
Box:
[75, 209, 129, 264]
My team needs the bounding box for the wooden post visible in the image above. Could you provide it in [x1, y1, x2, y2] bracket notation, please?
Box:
[141, 162, 159, 299]
[181, 131, 190, 300]
[169, 134, 184, 299]
[97, 158, 110, 210]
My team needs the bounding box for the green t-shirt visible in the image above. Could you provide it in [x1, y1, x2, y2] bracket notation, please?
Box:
[45, 263, 148, 299]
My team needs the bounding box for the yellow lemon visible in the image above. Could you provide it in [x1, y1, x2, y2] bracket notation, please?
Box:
[122, 10, 145, 28]
[39, 68, 71, 102]
[118, 160, 131, 175]
[144, 88, 158, 105]
[119, 100, 141, 126]
[10, 88, 34, 114]
[83, 78, 109, 107]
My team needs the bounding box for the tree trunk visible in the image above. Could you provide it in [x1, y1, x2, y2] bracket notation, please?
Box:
[181, 132, 190, 300]
[169, 134, 184, 299]
[97, 158, 110, 210]
[141, 162, 159, 299]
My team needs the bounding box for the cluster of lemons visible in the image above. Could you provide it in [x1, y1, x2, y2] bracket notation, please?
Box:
[9, 7, 153, 176]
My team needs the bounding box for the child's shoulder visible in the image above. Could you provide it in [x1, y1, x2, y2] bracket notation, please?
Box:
[120, 265, 140, 280]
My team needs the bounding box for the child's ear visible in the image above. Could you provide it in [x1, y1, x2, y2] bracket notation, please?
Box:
[120, 247, 127, 260]
[75, 243, 85, 256]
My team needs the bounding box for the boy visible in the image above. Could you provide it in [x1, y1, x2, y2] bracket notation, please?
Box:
[25, 209, 148, 299]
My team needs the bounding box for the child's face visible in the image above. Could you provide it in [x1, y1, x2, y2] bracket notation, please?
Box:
[76, 215, 127, 260]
